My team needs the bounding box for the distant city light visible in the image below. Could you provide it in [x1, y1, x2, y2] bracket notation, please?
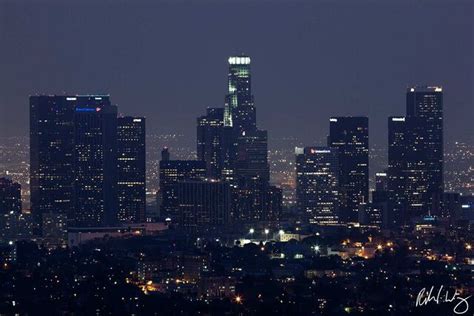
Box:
[234, 295, 242, 304]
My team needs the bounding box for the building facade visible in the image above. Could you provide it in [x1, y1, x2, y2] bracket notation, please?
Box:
[117, 116, 146, 223]
[73, 96, 118, 227]
[159, 148, 206, 221]
[328, 117, 369, 223]
[176, 180, 230, 231]
[405, 86, 444, 218]
[30, 96, 75, 234]
[224, 56, 255, 133]
[197, 108, 224, 179]
[295, 147, 339, 225]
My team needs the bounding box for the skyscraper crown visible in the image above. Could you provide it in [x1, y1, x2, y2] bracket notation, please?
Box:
[228, 56, 251, 65]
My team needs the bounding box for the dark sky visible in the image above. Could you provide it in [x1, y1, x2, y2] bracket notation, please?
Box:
[1, 0, 472, 148]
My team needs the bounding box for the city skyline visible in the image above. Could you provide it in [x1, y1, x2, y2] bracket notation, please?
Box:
[1, 0, 472, 148]
[0, 1, 472, 315]
[17, 56, 461, 231]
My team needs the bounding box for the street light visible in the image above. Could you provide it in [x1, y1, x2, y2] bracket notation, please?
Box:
[264, 229, 270, 235]
[249, 228, 255, 234]
[234, 295, 242, 304]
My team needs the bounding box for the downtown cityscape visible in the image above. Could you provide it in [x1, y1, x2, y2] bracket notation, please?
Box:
[0, 1, 473, 315]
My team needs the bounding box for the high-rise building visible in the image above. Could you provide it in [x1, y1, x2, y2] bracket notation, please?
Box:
[197, 108, 224, 179]
[0, 178, 22, 242]
[224, 56, 255, 133]
[405, 86, 444, 217]
[73, 96, 118, 227]
[117, 116, 146, 223]
[295, 147, 340, 225]
[30, 96, 75, 234]
[195, 55, 280, 224]
[235, 129, 270, 182]
[328, 117, 369, 223]
[159, 149, 206, 221]
[386, 86, 444, 224]
[387, 116, 407, 226]
[176, 180, 230, 231]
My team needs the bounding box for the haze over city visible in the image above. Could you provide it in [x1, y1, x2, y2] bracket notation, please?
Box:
[1, 0, 472, 146]
[0, 1, 473, 315]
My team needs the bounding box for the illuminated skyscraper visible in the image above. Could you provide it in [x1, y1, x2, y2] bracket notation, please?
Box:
[295, 147, 339, 225]
[224, 55, 255, 133]
[195, 55, 279, 224]
[30, 96, 75, 234]
[386, 86, 444, 224]
[72, 96, 118, 227]
[405, 86, 444, 217]
[197, 108, 225, 179]
[387, 116, 407, 226]
[117, 116, 146, 223]
[328, 117, 369, 223]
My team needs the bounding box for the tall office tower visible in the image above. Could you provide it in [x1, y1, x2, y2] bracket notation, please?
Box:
[197, 108, 225, 179]
[117, 117, 146, 223]
[0, 178, 22, 242]
[73, 96, 118, 227]
[230, 129, 270, 222]
[328, 117, 369, 223]
[405, 86, 444, 217]
[295, 147, 340, 225]
[195, 55, 279, 223]
[235, 129, 270, 182]
[387, 116, 407, 226]
[176, 180, 230, 231]
[224, 56, 256, 133]
[30, 96, 75, 234]
[159, 149, 206, 221]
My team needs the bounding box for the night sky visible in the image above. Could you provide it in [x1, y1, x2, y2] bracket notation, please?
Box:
[1, 0, 472, 147]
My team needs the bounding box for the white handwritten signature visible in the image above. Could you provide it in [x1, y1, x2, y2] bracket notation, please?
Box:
[416, 285, 471, 315]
